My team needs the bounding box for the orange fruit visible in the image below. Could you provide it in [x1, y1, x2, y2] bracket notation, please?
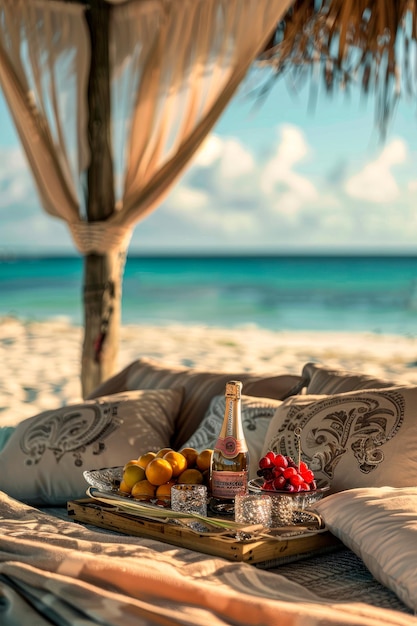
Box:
[145, 458, 173, 486]
[137, 451, 157, 469]
[156, 447, 173, 458]
[123, 464, 146, 489]
[179, 447, 199, 468]
[155, 480, 177, 503]
[163, 451, 187, 477]
[177, 468, 204, 485]
[196, 449, 213, 472]
[123, 459, 142, 471]
[119, 479, 132, 494]
[131, 479, 156, 500]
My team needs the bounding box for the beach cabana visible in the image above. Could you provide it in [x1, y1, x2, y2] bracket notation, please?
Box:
[0, 0, 415, 397]
[0, 0, 293, 397]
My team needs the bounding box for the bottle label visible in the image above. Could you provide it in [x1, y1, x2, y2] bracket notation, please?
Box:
[211, 470, 248, 499]
[214, 436, 247, 458]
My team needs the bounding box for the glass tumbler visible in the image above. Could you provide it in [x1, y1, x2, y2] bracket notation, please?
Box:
[171, 484, 208, 516]
[234, 494, 272, 532]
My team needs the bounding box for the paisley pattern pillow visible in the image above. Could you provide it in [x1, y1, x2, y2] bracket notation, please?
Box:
[262, 387, 417, 492]
[182, 394, 282, 479]
[0, 388, 184, 506]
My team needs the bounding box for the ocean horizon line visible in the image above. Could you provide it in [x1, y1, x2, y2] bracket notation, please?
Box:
[2, 250, 417, 261]
[2, 254, 417, 335]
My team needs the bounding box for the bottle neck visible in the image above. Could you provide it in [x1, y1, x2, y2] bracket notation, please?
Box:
[216, 395, 248, 456]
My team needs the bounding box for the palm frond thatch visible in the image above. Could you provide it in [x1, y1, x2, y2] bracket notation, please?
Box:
[261, 0, 417, 132]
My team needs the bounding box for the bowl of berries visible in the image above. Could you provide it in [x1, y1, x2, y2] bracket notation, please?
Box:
[248, 451, 330, 526]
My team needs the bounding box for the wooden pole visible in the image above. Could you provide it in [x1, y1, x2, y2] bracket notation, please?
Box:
[81, 0, 125, 398]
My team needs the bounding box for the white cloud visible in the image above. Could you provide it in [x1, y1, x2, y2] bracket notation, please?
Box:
[156, 127, 323, 243]
[167, 186, 208, 213]
[407, 179, 417, 193]
[344, 138, 407, 203]
[260, 125, 318, 214]
[193, 135, 223, 167]
[193, 134, 255, 183]
[2, 121, 417, 254]
[218, 138, 255, 179]
[0, 146, 36, 209]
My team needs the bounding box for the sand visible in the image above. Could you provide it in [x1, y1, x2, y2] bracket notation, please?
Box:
[2, 316, 417, 427]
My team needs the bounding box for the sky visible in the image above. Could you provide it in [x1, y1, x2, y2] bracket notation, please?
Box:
[2, 67, 417, 257]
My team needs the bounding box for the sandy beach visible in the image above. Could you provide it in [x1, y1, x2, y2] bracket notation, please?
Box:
[2, 315, 417, 427]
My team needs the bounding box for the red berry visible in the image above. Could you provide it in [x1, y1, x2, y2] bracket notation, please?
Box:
[289, 473, 304, 487]
[262, 469, 274, 481]
[274, 454, 288, 468]
[283, 467, 297, 479]
[299, 461, 309, 474]
[272, 465, 285, 477]
[266, 451, 276, 462]
[273, 475, 287, 490]
[262, 481, 275, 491]
[285, 483, 296, 493]
[302, 469, 315, 483]
[300, 481, 310, 491]
[259, 456, 272, 469]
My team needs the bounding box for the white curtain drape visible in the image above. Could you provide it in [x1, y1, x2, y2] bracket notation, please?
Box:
[0, 0, 293, 254]
[0, 0, 89, 223]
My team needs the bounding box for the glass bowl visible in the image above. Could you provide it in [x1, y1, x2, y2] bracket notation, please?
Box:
[248, 478, 330, 526]
[83, 466, 171, 507]
[83, 466, 123, 492]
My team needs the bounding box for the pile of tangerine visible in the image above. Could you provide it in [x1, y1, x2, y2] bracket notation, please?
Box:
[120, 447, 213, 504]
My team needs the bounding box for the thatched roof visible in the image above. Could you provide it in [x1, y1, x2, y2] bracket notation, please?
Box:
[39, 1, 417, 130]
[261, 0, 417, 131]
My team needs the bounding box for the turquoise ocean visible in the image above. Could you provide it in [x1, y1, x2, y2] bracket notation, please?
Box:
[1, 255, 417, 335]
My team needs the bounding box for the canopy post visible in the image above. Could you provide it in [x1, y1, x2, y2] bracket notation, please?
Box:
[81, 248, 126, 398]
[82, 0, 118, 397]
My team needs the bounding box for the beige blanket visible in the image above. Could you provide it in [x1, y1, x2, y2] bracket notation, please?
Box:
[0, 491, 415, 626]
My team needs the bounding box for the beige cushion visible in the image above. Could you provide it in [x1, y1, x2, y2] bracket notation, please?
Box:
[88, 357, 305, 449]
[302, 362, 395, 395]
[262, 387, 417, 493]
[315, 487, 417, 613]
[0, 388, 183, 506]
[182, 394, 283, 480]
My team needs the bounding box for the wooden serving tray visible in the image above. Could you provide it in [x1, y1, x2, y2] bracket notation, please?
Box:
[67, 498, 341, 566]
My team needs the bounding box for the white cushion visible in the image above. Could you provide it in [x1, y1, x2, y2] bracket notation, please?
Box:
[315, 487, 417, 612]
[87, 357, 304, 448]
[0, 389, 183, 506]
[302, 362, 394, 395]
[262, 387, 417, 492]
[182, 394, 282, 480]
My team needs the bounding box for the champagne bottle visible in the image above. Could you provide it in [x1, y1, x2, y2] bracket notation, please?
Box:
[210, 380, 249, 514]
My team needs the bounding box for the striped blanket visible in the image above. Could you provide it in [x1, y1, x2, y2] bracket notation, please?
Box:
[0, 491, 415, 626]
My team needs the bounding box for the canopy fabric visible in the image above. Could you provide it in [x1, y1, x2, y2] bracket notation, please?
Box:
[0, 0, 293, 255]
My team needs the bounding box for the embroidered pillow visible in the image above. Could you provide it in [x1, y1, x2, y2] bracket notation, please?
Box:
[315, 487, 417, 612]
[87, 357, 304, 449]
[262, 387, 417, 492]
[182, 394, 283, 480]
[302, 362, 395, 395]
[0, 388, 183, 506]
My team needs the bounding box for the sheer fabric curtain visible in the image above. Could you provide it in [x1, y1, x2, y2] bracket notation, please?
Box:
[0, 0, 89, 223]
[109, 0, 294, 230]
[0, 0, 293, 254]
